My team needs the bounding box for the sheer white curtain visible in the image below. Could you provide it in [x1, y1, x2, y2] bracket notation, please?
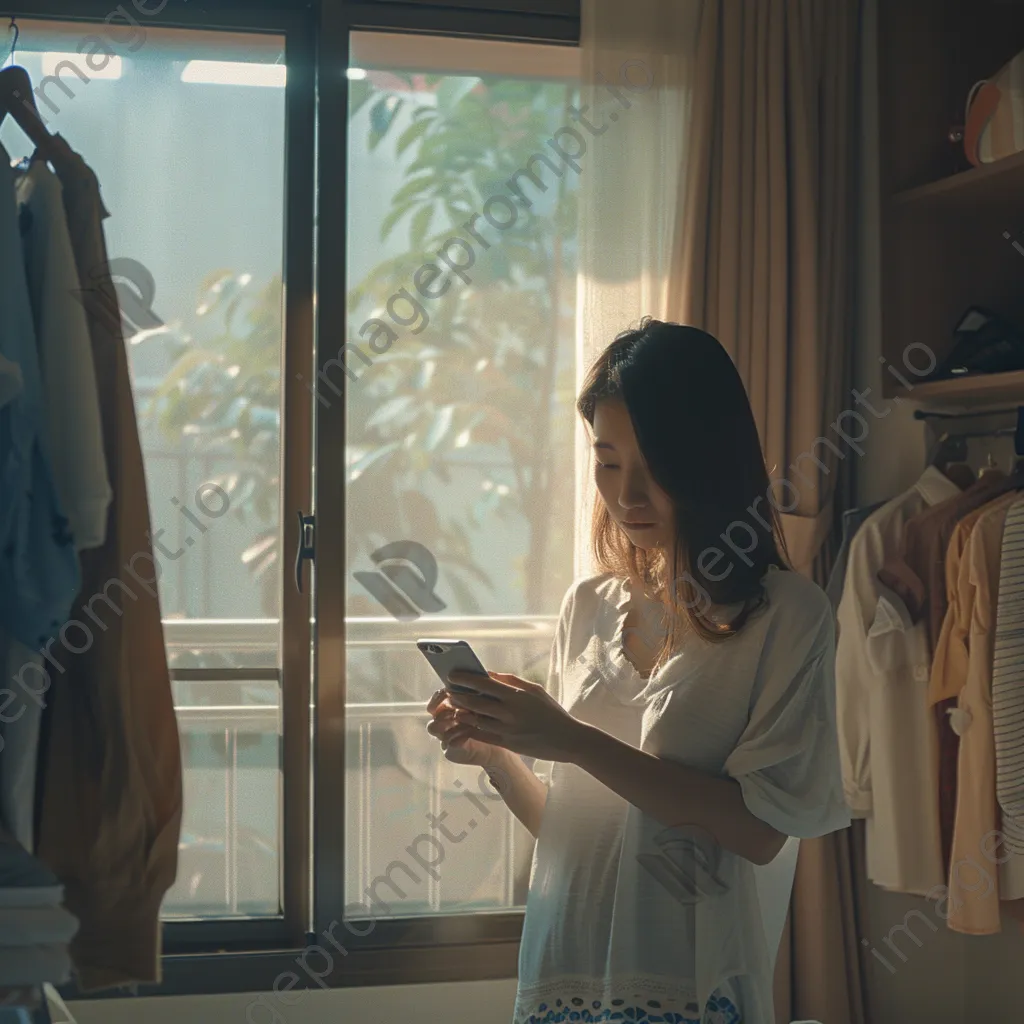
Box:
[575, 0, 863, 586]
[574, 6, 804, 978]
[574, 3, 866, 1022]
[573, 0, 702, 577]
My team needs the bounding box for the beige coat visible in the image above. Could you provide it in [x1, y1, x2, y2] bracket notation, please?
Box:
[34, 134, 182, 991]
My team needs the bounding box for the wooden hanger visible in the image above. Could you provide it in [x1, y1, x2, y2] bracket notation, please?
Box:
[979, 452, 1001, 478]
[0, 21, 56, 158]
[1011, 406, 1024, 479]
[987, 408, 1024, 490]
[928, 431, 975, 489]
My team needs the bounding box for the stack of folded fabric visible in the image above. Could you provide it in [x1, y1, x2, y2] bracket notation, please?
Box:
[0, 829, 78, 1002]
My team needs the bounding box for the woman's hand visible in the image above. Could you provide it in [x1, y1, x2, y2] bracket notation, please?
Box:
[442, 670, 587, 763]
[425, 687, 507, 768]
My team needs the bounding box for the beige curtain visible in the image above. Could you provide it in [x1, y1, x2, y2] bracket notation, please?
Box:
[577, 1, 867, 1021]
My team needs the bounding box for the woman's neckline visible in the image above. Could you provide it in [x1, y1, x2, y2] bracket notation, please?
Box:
[611, 577, 665, 682]
[610, 565, 784, 680]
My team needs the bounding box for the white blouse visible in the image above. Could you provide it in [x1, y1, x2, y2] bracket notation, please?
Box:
[515, 567, 849, 1024]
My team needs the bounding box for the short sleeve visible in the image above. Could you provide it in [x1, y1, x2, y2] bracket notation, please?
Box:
[545, 581, 577, 707]
[724, 599, 852, 839]
[530, 581, 577, 787]
[835, 521, 889, 816]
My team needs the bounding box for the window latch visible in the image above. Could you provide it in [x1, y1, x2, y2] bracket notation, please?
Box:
[295, 511, 315, 593]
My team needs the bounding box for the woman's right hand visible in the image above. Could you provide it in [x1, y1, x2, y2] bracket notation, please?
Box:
[425, 687, 506, 768]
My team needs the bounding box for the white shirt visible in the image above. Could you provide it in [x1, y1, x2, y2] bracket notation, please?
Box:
[515, 567, 848, 1024]
[835, 465, 961, 896]
[14, 160, 110, 552]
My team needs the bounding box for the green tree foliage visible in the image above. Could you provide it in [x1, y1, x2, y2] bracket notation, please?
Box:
[149, 69, 579, 621]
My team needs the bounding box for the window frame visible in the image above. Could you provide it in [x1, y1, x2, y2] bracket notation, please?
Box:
[311, 0, 579, 994]
[6, 0, 581, 998]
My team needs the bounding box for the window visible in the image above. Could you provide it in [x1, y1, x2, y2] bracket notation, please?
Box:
[2, 19, 296, 924]
[1, 0, 582, 993]
[338, 30, 580, 924]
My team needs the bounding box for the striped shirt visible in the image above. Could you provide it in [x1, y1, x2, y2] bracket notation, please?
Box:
[993, 496, 1024, 854]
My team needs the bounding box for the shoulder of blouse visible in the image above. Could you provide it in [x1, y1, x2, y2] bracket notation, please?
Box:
[753, 568, 832, 646]
[560, 572, 620, 621]
[555, 572, 627, 649]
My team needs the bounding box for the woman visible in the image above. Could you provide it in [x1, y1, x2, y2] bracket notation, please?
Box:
[425, 319, 849, 1024]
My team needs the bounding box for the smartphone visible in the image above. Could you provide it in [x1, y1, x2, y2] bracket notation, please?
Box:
[417, 638, 498, 699]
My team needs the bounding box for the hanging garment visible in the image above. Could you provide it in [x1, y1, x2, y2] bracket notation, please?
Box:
[0, 143, 80, 652]
[932, 495, 1024, 934]
[514, 570, 848, 1024]
[993, 497, 1024, 858]
[32, 135, 181, 992]
[835, 466, 963, 895]
[930, 492, 1019, 710]
[878, 472, 1007, 649]
[0, 142, 77, 858]
[877, 471, 1009, 872]
[824, 499, 887, 614]
[12, 159, 110, 553]
[0, 635, 47, 851]
[0, 353, 21, 409]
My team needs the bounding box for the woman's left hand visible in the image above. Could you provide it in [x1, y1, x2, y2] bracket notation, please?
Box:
[445, 670, 588, 763]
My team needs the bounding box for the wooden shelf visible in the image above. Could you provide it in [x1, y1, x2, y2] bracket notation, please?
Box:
[891, 148, 1024, 213]
[894, 369, 1024, 408]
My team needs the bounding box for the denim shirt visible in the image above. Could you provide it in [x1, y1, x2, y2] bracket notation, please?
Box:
[0, 145, 81, 650]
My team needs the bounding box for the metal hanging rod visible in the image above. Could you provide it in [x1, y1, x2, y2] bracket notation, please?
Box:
[917, 404, 1024, 459]
[913, 406, 1022, 421]
[937, 426, 1017, 442]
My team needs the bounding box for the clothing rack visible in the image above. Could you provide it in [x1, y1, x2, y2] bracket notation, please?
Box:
[939, 426, 1017, 442]
[913, 406, 1021, 422]
[915, 404, 1024, 459]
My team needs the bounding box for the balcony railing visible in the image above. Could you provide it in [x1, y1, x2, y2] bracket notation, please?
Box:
[163, 614, 556, 919]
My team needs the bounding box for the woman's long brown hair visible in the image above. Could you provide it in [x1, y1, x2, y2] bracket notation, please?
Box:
[576, 318, 792, 663]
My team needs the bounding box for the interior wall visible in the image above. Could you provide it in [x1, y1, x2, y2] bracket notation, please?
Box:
[853, 1, 1024, 1021]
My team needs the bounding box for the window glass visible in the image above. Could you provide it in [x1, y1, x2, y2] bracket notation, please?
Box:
[2, 21, 288, 918]
[341, 31, 579, 917]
